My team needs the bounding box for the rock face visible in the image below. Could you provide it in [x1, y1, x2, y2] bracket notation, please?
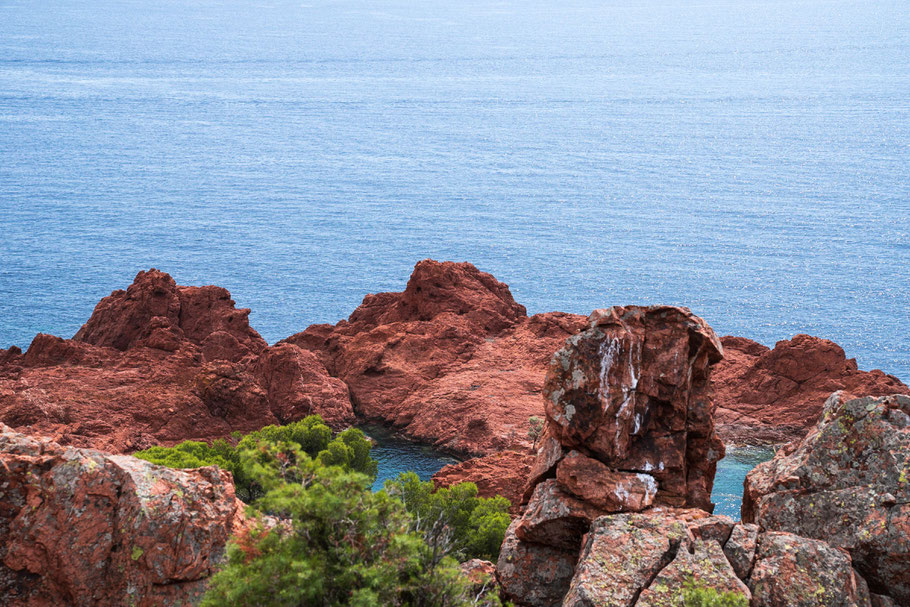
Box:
[0, 424, 244, 607]
[432, 450, 534, 514]
[531, 305, 725, 511]
[743, 392, 910, 604]
[713, 335, 908, 445]
[0, 270, 354, 453]
[285, 260, 586, 455]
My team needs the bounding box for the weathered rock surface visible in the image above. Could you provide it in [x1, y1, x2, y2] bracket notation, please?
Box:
[530, 305, 725, 511]
[496, 519, 578, 607]
[432, 450, 534, 513]
[748, 531, 871, 607]
[713, 335, 908, 445]
[514, 480, 607, 551]
[743, 392, 910, 604]
[0, 270, 354, 453]
[285, 260, 587, 455]
[0, 424, 244, 607]
[562, 512, 694, 607]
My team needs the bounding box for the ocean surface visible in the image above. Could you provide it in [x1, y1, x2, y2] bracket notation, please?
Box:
[0, 0, 908, 383]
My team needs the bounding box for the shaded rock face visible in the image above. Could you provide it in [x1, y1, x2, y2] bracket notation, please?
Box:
[432, 450, 534, 514]
[0, 424, 244, 607]
[533, 305, 725, 511]
[743, 392, 910, 604]
[285, 260, 587, 456]
[0, 270, 354, 453]
[713, 335, 908, 445]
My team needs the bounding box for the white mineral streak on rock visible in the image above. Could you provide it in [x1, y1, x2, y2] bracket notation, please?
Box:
[564, 404, 576, 422]
[598, 336, 622, 413]
[636, 473, 658, 500]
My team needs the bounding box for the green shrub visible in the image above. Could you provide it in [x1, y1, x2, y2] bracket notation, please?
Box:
[384, 472, 511, 562]
[133, 415, 377, 502]
[682, 578, 749, 607]
[201, 448, 508, 607]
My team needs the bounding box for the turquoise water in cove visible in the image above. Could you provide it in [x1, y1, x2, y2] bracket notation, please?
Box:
[367, 426, 771, 520]
[0, 0, 908, 385]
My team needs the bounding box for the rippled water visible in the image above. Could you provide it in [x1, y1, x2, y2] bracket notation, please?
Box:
[1, 0, 908, 383]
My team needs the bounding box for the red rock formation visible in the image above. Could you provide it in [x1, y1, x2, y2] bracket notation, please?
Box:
[531, 305, 725, 511]
[743, 392, 910, 604]
[0, 270, 354, 453]
[432, 450, 534, 513]
[713, 335, 908, 444]
[0, 424, 245, 607]
[285, 260, 586, 455]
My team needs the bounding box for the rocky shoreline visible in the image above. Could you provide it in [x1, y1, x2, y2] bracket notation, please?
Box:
[1, 260, 904, 458]
[1, 260, 908, 606]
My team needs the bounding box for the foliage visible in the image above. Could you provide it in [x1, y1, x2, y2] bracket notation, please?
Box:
[526, 416, 544, 444]
[137, 417, 512, 606]
[384, 472, 511, 562]
[201, 449, 509, 607]
[682, 578, 749, 607]
[134, 415, 377, 501]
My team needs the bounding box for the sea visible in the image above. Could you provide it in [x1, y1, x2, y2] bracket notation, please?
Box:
[1, 0, 907, 516]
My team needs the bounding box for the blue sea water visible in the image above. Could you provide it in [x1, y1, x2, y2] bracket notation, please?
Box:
[0, 0, 908, 384]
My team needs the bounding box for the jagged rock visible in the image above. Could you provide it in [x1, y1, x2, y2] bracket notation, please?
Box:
[636, 539, 751, 607]
[713, 335, 908, 445]
[496, 519, 578, 607]
[555, 450, 657, 512]
[562, 512, 693, 607]
[722, 523, 759, 580]
[0, 271, 354, 453]
[748, 531, 871, 607]
[686, 514, 735, 546]
[532, 305, 724, 511]
[514, 480, 607, 551]
[743, 392, 910, 603]
[285, 260, 586, 455]
[74, 269, 266, 360]
[432, 450, 534, 514]
[0, 424, 244, 607]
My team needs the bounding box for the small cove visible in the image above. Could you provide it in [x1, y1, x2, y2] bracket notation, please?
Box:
[364, 425, 775, 521]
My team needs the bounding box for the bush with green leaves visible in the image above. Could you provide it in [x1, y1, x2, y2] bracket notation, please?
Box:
[384, 472, 511, 562]
[136, 418, 512, 605]
[134, 415, 377, 501]
[682, 578, 749, 607]
[201, 444, 507, 607]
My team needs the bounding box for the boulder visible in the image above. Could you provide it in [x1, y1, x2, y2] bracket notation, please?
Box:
[748, 532, 871, 607]
[713, 335, 908, 445]
[496, 519, 578, 607]
[0, 424, 244, 607]
[636, 539, 751, 607]
[555, 450, 657, 512]
[743, 392, 910, 604]
[722, 523, 759, 580]
[531, 305, 724, 511]
[514, 480, 607, 551]
[563, 512, 693, 607]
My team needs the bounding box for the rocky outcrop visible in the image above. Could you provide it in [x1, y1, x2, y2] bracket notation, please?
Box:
[743, 392, 910, 604]
[0, 270, 354, 453]
[432, 450, 534, 513]
[713, 335, 908, 445]
[529, 305, 725, 512]
[749, 531, 871, 607]
[0, 424, 244, 607]
[285, 260, 586, 455]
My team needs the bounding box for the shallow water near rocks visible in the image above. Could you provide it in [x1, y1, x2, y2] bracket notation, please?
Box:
[365, 426, 774, 520]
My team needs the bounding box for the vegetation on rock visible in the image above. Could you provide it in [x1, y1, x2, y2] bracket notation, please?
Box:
[137, 415, 511, 606]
